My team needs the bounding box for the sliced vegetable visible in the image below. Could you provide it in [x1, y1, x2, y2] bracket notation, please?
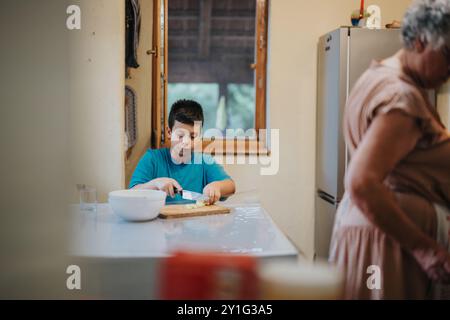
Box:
[184, 200, 208, 210]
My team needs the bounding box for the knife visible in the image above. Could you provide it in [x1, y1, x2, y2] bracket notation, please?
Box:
[174, 188, 209, 202]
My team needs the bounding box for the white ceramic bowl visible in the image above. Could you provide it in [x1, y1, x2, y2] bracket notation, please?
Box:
[108, 189, 166, 221]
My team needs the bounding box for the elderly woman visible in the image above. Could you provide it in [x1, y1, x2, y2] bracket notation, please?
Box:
[330, 0, 450, 299]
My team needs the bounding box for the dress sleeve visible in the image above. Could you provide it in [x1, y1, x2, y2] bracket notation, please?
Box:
[366, 82, 444, 147]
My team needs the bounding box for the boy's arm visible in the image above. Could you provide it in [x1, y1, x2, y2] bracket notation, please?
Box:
[132, 178, 182, 198]
[131, 182, 158, 190]
[203, 154, 235, 204]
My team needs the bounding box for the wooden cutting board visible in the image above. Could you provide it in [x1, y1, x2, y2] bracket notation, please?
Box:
[159, 204, 231, 219]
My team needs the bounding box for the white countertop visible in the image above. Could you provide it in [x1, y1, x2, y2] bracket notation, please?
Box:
[69, 203, 298, 259]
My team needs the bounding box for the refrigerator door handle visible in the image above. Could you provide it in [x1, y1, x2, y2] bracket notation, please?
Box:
[317, 189, 338, 206]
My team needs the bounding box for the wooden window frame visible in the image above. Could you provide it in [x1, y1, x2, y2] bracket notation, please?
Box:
[152, 0, 269, 155]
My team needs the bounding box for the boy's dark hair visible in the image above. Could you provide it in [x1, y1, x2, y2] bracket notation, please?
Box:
[168, 99, 204, 129]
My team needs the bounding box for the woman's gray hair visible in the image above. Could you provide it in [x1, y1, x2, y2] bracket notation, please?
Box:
[401, 0, 450, 50]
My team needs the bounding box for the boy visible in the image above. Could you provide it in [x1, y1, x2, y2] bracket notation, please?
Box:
[129, 99, 235, 204]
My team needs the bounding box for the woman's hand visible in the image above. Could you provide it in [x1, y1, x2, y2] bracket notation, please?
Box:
[134, 178, 182, 198]
[413, 244, 450, 283]
[203, 182, 222, 205]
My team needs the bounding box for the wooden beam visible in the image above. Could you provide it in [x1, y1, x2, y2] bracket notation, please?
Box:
[151, 0, 162, 149]
[152, 0, 169, 149]
[163, 0, 169, 146]
[198, 0, 212, 59]
[168, 60, 253, 83]
[170, 35, 255, 42]
[254, 0, 268, 134]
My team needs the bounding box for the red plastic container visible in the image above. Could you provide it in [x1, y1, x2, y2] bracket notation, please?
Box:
[158, 251, 260, 300]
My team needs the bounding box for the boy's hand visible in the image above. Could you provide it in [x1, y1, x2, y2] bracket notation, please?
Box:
[149, 178, 182, 198]
[203, 182, 221, 205]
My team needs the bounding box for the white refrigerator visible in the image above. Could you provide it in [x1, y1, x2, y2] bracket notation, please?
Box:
[314, 27, 404, 259]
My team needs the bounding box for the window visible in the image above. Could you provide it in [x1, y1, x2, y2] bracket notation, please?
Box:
[152, 0, 269, 154]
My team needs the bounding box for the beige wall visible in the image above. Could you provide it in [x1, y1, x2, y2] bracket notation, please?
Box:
[224, 0, 413, 259]
[68, 0, 125, 202]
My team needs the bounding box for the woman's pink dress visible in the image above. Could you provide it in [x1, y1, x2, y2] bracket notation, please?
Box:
[329, 61, 450, 299]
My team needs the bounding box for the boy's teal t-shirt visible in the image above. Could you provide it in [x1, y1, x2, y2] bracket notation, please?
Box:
[128, 148, 231, 203]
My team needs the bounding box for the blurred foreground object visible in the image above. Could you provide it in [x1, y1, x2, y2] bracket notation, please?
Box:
[0, 0, 70, 298]
[158, 251, 343, 300]
[259, 261, 344, 300]
[158, 251, 259, 299]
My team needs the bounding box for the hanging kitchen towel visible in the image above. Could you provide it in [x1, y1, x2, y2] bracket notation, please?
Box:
[126, 0, 141, 68]
[125, 86, 138, 154]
